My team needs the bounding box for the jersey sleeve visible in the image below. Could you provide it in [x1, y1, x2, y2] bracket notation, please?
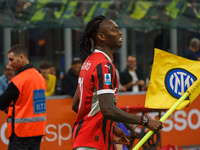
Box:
[92, 61, 117, 95]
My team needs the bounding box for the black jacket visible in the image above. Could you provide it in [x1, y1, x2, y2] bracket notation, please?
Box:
[120, 68, 144, 92]
[61, 68, 79, 96]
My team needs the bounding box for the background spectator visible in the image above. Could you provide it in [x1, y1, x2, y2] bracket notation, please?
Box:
[120, 55, 145, 92]
[111, 56, 127, 92]
[49, 65, 56, 76]
[61, 57, 82, 96]
[49, 64, 62, 95]
[183, 38, 200, 60]
[0, 65, 15, 95]
[39, 61, 56, 97]
[143, 62, 153, 91]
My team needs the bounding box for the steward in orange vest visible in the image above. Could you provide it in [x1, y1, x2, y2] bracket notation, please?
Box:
[7, 67, 46, 138]
[0, 44, 47, 150]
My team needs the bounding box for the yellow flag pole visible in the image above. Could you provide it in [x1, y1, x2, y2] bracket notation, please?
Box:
[132, 77, 200, 150]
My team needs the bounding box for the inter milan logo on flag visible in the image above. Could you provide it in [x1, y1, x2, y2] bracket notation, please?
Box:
[165, 68, 197, 99]
[104, 73, 111, 85]
[145, 49, 200, 110]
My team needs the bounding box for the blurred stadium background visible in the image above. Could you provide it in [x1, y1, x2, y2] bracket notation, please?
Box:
[0, 1, 200, 149]
[1, 0, 200, 77]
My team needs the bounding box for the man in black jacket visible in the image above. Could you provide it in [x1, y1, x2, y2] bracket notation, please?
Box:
[120, 55, 145, 92]
[61, 58, 82, 96]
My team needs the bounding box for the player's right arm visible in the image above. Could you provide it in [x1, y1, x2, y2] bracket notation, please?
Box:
[98, 93, 163, 132]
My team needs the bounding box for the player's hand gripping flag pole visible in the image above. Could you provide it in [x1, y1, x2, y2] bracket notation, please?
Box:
[132, 49, 200, 150]
[132, 77, 200, 150]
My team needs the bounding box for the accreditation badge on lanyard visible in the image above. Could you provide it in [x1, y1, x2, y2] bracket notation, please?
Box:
[33, 89, 46, 114]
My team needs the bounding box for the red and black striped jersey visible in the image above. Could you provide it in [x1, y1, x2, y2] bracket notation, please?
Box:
[72, 49, 119, 150]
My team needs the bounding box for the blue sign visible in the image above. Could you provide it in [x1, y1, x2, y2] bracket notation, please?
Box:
[165, 68, 197, 99]
[33, 89, 46, 114]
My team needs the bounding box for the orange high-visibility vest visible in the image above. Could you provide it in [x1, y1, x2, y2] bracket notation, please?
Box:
[7, 68, 47, 138]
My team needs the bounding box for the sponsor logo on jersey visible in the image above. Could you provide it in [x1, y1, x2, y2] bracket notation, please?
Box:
[165, 68, 196, 99]
[104, 73, 111, 85]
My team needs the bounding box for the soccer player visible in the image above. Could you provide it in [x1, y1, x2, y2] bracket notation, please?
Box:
[72, 15, 163, 150]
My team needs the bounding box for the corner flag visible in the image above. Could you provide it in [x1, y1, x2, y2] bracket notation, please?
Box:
[145, 48, 200, 110]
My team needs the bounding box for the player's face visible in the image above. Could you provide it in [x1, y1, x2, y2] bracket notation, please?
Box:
[8, 52, 23, 71]
[99, 20, 123, 49]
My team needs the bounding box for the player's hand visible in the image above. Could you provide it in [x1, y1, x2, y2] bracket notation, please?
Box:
[146, 119, 163, 133]
[114, 126, 130, 145]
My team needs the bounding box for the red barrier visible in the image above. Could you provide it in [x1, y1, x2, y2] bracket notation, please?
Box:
[0, 93, 200, 149]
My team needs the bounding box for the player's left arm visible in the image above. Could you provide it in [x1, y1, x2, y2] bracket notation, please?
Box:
[72, 87, 79, 113]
